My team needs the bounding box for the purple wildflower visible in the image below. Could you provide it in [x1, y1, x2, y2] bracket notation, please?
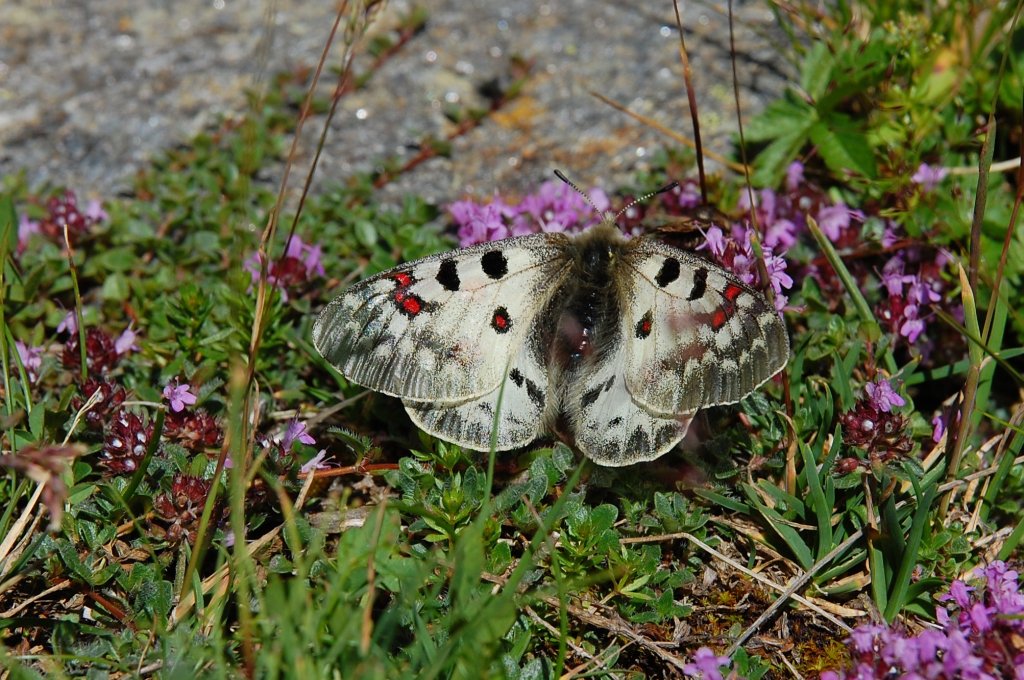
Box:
[865, 378, 906, 413]
[282, 419, 316, 449]
[786, 160, 804, 192]
[881, 257, 915, 296]
[285, 235, 325, 278]
[764, 217, 798, 251]
[163, 380, 197, 413]
[881, 221, 901, 248]
[912, 163, 948, 193]
[817, 204, 853, 242]
[299, 449, 330, 474]
[825, 561, 1024, 679]
[57, 311, 78, 336]
[114, 322, 139, 355]
[451, 201, 510, 246]
[450, 181, 607, 247]
[699, 226, 728, 259]
[931, 414, 946, 443]
[85, 199, 108, 222]
[900, 305, 926, 343]
[682, 647, 730, 680]
[908, 276, 942, 306]
[763, 251, 794, 311]
[17, 213, 40, 253]
[673, 180, 702, 209]
[15, 341, 43, 383]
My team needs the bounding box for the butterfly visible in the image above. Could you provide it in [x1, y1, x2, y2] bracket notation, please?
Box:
[312, 188, 789, 466]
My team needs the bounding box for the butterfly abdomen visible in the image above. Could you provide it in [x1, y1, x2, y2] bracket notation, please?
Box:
[548, 222, 628, 369]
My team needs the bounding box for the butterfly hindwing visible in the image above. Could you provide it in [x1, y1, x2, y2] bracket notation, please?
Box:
[312, 234, 571, 402]
[566, 352, 693, 466]
[619, 238, 789, 415]
[404, 336, 549, 451]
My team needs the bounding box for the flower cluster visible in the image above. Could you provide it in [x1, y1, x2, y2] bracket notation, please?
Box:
[59, 321, 138, 382]
[244, 235, 324, 300]
[448, 180, 610, 247]
[876, 252, 948, 346]
[698, 161, 955, 350]
[162, 380, 223, 452]
[823, 561, 1024, 679]
[152, 474, 219, 544]
[99, 410, 153, 475]
[836, 378, 914, 472]
[72, 378, 127, 430]
[260, 419, 318, 475]
[18, 190, 107, 252]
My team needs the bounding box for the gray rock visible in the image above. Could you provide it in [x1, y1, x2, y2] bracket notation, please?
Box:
[0, 0, 790, 204]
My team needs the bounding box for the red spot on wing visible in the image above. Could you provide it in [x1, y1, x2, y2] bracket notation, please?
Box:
[390, 271, 414, 287]
[711, 284, 744, 331]
[402, 296, 423, 316]
[491, 306, 513, 334]
[641, 319, 652, 334]
[388, 270, 427, 317]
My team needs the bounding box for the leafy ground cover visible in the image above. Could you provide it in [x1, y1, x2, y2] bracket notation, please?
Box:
[1, 1, 1023, 677]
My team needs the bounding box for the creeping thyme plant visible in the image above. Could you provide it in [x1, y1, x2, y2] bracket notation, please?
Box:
[1, 0, 1023, 677]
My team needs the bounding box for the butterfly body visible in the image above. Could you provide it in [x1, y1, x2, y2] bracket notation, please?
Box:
[313, 217, 788, 466]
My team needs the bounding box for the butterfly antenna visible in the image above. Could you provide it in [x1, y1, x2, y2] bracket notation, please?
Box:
[553, 169, 607, 218]
[554, 170, 678, 223]
[613, 181, 679, 223]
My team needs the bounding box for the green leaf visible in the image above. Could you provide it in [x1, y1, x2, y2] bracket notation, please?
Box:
[100, 272, 130, 301]
[742, 484, 813, 569]
[800, 42, 835, 99]
[137, 578, 174, 620]
[354, 220, 378, 248]
[799, 441, 833, 561]
[752, 129, 811, 188]
[28, 403, 44, 440]
[744, 96, 816, 142]
[809, 116, 877, 179]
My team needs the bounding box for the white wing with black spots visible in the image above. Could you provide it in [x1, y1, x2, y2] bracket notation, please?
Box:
[619, 238, 789, 415]
[312, 233, 571, 402]
[565, 352, 693, 466]
[404, 337, 549, 451]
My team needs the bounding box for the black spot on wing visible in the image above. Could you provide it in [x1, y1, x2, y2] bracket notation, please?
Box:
[655, 257, 681, 287]
[626, 426, 651, 454]
[688, 267, 708, 301]
[580, 375, 615, 408]
[525, 378, 545, 409]
[481, 251, 509, 279]
[436, 258, 460, 291]
[509, 368, 524, 387]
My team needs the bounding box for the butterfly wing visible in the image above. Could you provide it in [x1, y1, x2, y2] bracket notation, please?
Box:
[619, 238, 789, 415]
[404, 333, 549, 451]
[313, 234, 572, 403]
[566, 355, 693, 466]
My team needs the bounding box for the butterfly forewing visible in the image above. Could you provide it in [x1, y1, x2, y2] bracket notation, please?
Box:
[619, 238, 789, 415]
[312, 234, 571, 402]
